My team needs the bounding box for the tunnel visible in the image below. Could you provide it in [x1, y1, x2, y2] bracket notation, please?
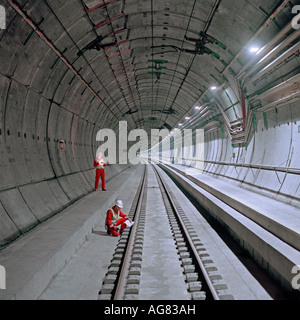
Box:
[0, 0, 299, 301]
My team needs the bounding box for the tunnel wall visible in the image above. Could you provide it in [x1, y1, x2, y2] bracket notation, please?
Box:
[153, 100, 299, 208]
[1, 1, 299, 249]
[0, 7, 127, 248]
[156, 99, 300, 208]
[0, 70, 127, 247]
[203, 100, 300, 208]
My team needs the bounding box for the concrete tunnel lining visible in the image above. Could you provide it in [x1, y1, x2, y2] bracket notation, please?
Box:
[0, 0, 299, 250]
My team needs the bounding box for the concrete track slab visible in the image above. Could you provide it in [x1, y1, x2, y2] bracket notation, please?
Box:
[159, 163, 300, 293]
[138, 166, 190, 300]
[156, 165, 272, 300]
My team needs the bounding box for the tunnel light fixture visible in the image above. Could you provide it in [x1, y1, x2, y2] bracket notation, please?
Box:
[178, 123, 183, 126]
[195, 105, 201, 110]
[185, 116, 191, 120]
[249, 47, 260, 53]
[210, 86, 217, 90]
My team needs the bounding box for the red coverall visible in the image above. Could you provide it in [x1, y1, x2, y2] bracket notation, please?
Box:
[106, 205, 128, 237]
[94, 159, 107, 190]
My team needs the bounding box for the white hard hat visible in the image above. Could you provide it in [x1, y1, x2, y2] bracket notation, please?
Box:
[115, 200, 123, 208]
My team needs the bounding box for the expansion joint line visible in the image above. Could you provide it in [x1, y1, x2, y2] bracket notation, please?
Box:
[7, 0, 119, 121]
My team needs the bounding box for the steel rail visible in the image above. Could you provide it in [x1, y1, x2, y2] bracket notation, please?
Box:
[152, 164, 220, 300]
[113, 166, 147, 300]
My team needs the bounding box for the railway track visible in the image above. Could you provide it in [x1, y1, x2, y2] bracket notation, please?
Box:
[98, 163, 233, 300]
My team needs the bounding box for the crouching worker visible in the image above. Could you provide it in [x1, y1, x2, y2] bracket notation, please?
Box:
[106, 200, 132, 236]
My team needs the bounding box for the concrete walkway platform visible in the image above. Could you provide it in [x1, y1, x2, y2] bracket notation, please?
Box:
[167, 163, 300, 251]
[0, 165, 142, 300]
[37, 165, 144, 300]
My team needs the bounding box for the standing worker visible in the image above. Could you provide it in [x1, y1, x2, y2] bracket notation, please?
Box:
[94, 154, 107, 191]
[106, 200, 132, 236]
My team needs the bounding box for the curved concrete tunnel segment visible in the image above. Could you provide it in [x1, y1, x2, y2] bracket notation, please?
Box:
[0, 0, 299, 259]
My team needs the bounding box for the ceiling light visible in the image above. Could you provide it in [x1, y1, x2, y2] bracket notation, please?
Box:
[250, 47, 259, 53]
[178, 123, 183, 126]
[195, 105, 200, 110]
[185, 116, 190, 120]
[210, 86, 217, 90]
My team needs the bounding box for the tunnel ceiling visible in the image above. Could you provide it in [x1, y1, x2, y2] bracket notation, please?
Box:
[1, 0, 296, 136]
